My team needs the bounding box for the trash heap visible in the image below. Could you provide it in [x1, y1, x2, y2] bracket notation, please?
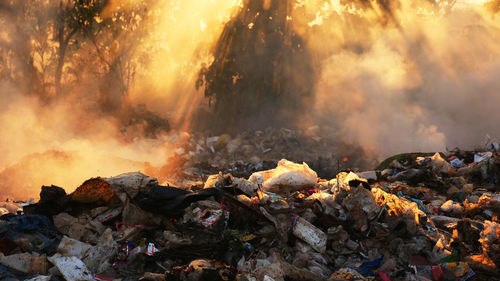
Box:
[0, 145, 499, 281]
[160, 126, 373, 183]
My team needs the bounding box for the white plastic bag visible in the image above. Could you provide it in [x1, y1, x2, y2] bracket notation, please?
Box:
[249, 159, 317, 193]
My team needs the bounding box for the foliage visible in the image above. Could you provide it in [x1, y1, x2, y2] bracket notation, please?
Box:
[197, 0, 315, 132]
[0, 0, 157, 110]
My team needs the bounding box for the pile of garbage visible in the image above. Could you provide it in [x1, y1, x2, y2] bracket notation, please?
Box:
[0, 144, 499, 280]
[159, 126, 374, 183]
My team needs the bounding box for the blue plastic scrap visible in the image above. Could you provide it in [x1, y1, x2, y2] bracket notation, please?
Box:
[396, 192, 428, 214]
[355, 256, 384, 277]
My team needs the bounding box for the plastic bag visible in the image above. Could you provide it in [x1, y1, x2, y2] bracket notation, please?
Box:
[249, 159, 317, 193]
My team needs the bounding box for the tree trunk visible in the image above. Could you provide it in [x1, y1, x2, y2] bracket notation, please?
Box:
[54, 1, 76, 98]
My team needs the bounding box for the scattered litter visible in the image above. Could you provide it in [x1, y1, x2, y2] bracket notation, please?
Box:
[0, 145, 496, 280]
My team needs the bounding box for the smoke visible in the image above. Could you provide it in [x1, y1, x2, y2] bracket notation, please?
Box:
[2, 0, 500, 200]
[0, 0, 238, 200]
[0, 91, 178, 200]
[130, 0, 240, 128]
[293, 0, 500, 158]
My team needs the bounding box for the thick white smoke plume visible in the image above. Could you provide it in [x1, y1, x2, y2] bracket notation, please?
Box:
[296, 0, 500, 158]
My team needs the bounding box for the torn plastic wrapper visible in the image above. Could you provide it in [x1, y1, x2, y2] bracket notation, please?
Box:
[118, 241, 135, 261]
[355, 256, 384, 277]
[474, 152, 493, 163]
[450, 158, 465, 169]
[199, 209, 228, 228]
[94, 208, 122, 223]
[146, 242, 159, 256]
[458, 269, 475, 281]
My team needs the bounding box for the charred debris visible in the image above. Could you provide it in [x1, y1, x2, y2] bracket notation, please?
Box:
[0, 139, 498, 281]
[0, 1, 499, 281]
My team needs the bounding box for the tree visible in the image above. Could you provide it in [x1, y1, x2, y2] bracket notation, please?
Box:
[197, 0, 315, 132]
[0, 1, 48, 98]
[54, 0, 106, 97]
[0, 0, 155, 105]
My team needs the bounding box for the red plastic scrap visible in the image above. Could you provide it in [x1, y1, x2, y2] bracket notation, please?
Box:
[431, 265, 443, 281]
[302, 188, 319, 197]
[378, 271, 392, 281]
[199, 209, 224, 227]
[94, 274, 113, 281]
